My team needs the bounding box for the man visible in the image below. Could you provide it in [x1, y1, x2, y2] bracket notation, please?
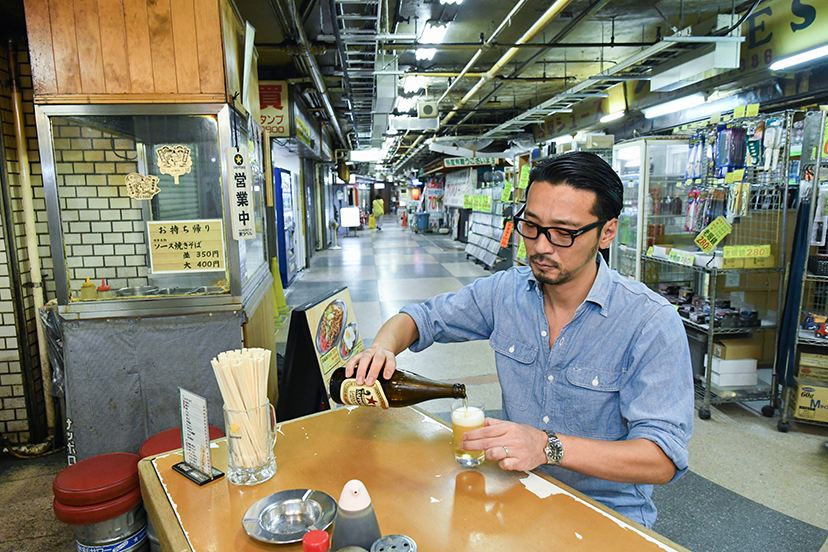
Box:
[346, 152, 694, 528]
[372, 194, 385, 231]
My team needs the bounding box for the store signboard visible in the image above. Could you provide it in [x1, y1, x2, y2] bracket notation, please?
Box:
[259, 81, 290, 137]
[226, 147, 256, 240]
[425, 179, 444, 213]
[444, 168, 474, 207]
[444, 157, 498, 168]
[147, 219, 225, 274]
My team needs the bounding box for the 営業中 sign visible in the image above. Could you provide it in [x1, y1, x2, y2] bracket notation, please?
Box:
[227, 147, 256, 240]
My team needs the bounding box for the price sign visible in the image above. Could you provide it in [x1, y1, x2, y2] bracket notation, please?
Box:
[517, 237, 527, 260]
[501, 181, 513, 203]
[518, 165, 531, 189]
[723, 244, 771, 258]
[646, 246, 654, 256]
[733, 169, 745, 181]
[733, 105, 746, 119]
[179, 389, 212, 477]
[669, 250, 695, 266]
[148, 220, 225, 274]
[725, 172, 735, 184]
[484, 196, 492, 211]
[710, 112, 721, 124]
[694, 216, 732, 254]
[746, 103, 760, 117]
[500, 221, 514, 248]
[463, 195, 472, 209]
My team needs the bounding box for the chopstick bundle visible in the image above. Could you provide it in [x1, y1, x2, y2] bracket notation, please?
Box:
[211, 348, 272, 469]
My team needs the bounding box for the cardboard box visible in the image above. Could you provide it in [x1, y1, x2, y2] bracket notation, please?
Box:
[721, 257, 744, 269]
[704, 355, 758, 386]
[800, 352, 828, 369]
[788, 379, 828, 423]
[713, 338, 763, 360]
[798, 365, 828, 384]
[710, 370, 758, 387]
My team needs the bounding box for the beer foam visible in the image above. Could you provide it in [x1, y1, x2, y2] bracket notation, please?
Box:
[451, 406, 484, 427]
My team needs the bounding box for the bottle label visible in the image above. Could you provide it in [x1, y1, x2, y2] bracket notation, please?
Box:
[340, 379, 389, 409]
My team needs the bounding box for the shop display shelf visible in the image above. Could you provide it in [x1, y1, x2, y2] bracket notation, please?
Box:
[796, 330, 828, 347]
[681, 318, 777, 335]
[642, 255, 784, 276]
[694, 379, 775, 406]
[803, 273, 828, 283]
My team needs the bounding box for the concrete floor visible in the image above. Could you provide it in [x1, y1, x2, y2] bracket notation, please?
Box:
[2, 217, 827, 551]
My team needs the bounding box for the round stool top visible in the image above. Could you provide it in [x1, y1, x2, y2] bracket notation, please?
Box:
[139, 425, 225, 459]
[54, 485, 143, 526]
[53, 453, 140, 506]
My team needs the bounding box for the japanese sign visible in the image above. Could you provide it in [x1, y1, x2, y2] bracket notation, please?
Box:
[227, 147, 256, 240]
[500, 221, 514, 248]
[259, 81, 290, 137]
[147, 219, 225, 274]
[517, 237, 527, 261]
[303, 288, 365, 386]
[501, 180, 513, 203]
[463, 195, 472, 209]
[179, 389, 212, 478]
[723, 244, 771, 258]
[425, 179, 444, 213]
[443, 156, 498, 168]
[694, 216, 732, 254]
[669, 250, 696, 266]
[518, 165, 531, 189]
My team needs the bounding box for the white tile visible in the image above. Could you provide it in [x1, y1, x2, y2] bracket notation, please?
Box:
[440, 262, 491, 278]
[378, 277, 464, 302]
[349, 301, 383, 342]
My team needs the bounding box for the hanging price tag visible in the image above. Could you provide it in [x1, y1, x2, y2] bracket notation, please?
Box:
[669, 250, 695, 266]
[746, 103, 760, 117]
[733, 105, 746, 119]
[500, 221, 514, 248]
[710, 112, 721, 124]
[518, 165, 531, 189]
[694, 216, 732, 254]
[463, 195, 472, 209]
[517, 237, 527, 260]
[646, 246, 654, 256]
[725, 172, 735, 184]
[501, 181, 513, 203]
[733, 169, 745, 181]
[723, 244, 770, 258]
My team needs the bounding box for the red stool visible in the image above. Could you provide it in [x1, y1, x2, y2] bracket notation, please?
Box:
[53, 452, 148, 551]
[139, 425, 225, 459]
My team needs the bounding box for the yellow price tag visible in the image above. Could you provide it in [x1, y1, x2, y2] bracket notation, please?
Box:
[694, 216, 732, 254]
[733, 105, 746, 119]
[733, 169, 745, 181]
[518, 166, 531, 189]
[463, 195, 472, 209]
[746, 103, 760, 117]
[723, 115, 732, 122]
[725, 172, 735, 184]
[501, 181, 513, 203]
[646, 246, 654, 256]
[517, 237, 527, 260]
[710, 112, 721, 124]
[723, 244, 770, 258]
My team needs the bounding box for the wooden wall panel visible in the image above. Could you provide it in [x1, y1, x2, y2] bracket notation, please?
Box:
[25, 0, 227, 102]
[23, 0, 58, 95]
[194, 0, 225, 95]
[122, 0, 156, 93]
[47, 0, 82, 93]
[73, 0, 106, 93]
[169, 0, 201, 93]
[96, 0, 130, 93]
[147, 0, 177, 94]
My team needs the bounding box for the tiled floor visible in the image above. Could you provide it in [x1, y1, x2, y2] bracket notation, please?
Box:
[2, 217, 827, 551]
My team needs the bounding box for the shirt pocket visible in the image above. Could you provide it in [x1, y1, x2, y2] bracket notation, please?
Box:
[562, 365, 626, 439]
[490, 330, 538, 411]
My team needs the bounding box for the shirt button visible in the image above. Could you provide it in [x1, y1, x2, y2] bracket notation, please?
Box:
[547, 375, 554, 382]
[559, 337, 565, 345]
[543, 416, 550, 423]
[508, 346, 515, 353]
[541, 331, 547, 337]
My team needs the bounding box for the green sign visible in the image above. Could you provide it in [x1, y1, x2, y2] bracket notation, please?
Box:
[518, 166, 531, 189]
[444, 157, 498, 168]
[501, 181, 513, 203]
[463, 195, 472, 209]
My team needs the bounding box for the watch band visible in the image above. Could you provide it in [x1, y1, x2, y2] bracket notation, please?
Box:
[544, 430, 564, 465]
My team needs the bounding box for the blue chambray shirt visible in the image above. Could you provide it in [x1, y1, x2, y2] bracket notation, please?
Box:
[400, 255, 694, 528]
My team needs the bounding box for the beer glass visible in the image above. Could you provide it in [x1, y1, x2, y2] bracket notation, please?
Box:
[224, 402, 277, 485]
[451, 399, 485, 467]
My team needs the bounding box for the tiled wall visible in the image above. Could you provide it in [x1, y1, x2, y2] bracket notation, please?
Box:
[52, 119, 150, 294]
[0, 47, 49, 444]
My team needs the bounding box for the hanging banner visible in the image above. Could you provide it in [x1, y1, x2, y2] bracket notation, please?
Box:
[259, 81, 290, 137]
[443, 156, 499, 168]
[227, 147, 256, 240]
[425, 179, 444, 213]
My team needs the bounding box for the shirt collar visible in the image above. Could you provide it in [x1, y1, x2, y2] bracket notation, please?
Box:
[526, 254, 612, 316]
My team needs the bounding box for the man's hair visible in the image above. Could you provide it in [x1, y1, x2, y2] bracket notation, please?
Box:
[527, 151, 623, 221]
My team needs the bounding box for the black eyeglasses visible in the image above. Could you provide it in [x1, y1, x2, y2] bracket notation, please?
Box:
[513, 217, 607, 248]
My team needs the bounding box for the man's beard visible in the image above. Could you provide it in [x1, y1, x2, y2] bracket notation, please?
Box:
[529, 242, 598, 286]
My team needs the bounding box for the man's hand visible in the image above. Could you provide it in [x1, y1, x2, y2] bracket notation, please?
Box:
[460, 418, 548, 471]
[345, 345, 397, 385]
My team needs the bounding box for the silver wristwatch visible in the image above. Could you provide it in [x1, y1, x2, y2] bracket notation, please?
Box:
[544, 430, 564, 465]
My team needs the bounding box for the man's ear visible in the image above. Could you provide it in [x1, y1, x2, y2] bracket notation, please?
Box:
[599, 218, 618, 249]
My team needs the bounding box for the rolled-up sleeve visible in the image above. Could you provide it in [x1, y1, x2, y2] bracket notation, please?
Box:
[400, 273, 503, 352]
[623, 303, 694, 483]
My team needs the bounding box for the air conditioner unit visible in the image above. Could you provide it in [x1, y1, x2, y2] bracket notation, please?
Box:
[418, 101, 439, 118]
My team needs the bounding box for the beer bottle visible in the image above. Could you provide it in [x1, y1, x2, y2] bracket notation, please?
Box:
[329, 367, 466, 408]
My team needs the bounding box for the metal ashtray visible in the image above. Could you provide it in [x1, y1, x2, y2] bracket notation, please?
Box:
[242, 489, 337, 544]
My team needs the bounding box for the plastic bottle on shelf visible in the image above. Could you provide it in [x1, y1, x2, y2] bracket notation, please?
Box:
[97, 279, 112, 299]
[80, 278, 97, 300]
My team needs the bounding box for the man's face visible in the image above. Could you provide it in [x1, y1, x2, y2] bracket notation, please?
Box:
[523, 182, 617, 286]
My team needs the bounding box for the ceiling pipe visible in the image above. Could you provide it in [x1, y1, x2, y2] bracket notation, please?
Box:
[386, 41, 657, 50]
[283, 0, 347, 147]
[437, 0, 529, 106]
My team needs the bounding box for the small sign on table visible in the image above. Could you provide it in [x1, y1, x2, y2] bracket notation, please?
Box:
[173, 388, 223, 485]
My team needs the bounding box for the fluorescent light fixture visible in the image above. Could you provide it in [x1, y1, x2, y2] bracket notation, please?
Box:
[416, 23, 448, 60]
[643, 93, 705, 119]
[770, 44, 828, 70]
[350, 149, 383, 162]
[402, 76, 427, 94]
[375, 182, 386, 189]
[600, 111, 625, 123]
